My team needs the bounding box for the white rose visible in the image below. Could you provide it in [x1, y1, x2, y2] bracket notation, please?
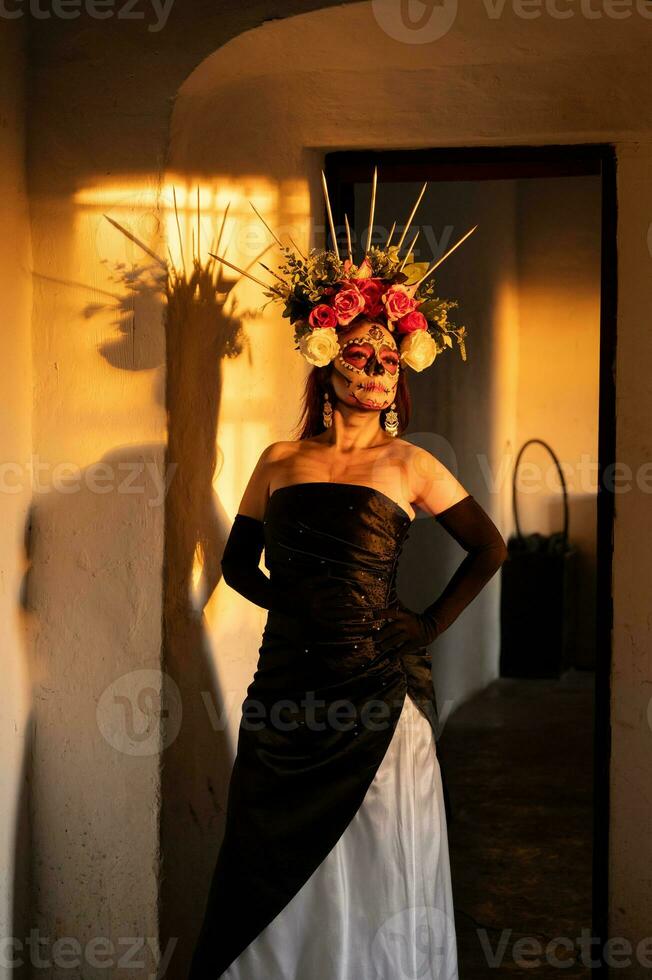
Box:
[299, 326, 340, 367]
[399, 329, 438, 372]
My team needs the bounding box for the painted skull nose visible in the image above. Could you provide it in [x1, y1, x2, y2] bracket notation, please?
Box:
[368, 357, 386, 376]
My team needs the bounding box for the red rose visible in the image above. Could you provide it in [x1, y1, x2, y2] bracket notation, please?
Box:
[397, 310, 428, 333]
[332, 286, 366, 326]
[309, 304, 338, 329]
[355, 278, 387, 318]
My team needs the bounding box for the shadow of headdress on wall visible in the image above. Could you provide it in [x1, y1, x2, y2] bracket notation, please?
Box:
[102, 192, 269, 613]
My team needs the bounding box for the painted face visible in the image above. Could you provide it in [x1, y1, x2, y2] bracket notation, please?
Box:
[330, 320, 400, 412]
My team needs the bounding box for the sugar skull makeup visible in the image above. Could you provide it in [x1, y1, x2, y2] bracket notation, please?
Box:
[331, 321, 400, 412]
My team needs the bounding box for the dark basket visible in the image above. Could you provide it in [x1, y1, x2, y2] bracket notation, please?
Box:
[499, 439, 578, 679]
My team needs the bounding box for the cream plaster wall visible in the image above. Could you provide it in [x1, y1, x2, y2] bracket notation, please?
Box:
[26, 61, 168, 980]
[0, 19, 33, 980]
[25, 205, 166, 970]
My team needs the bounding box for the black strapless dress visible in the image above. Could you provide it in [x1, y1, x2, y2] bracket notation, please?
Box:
[188, 482, 456, 979]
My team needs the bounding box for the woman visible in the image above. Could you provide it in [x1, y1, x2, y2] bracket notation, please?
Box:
[189, 187, 507, 978]
[188, 315, 507, 980]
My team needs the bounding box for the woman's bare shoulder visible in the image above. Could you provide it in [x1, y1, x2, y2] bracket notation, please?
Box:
[255, 439, 302, 469]
[382, 439, 469, 513]
[392, 439, 448, 472]
[402, 443, 470, 515]
[385, 437, 426, 475]
[236, 441, 302, 520]
[388, 437, 418, 459]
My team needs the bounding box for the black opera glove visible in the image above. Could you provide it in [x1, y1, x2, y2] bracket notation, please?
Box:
[373, 494, 508, 656]
[373, 599, 440, 656]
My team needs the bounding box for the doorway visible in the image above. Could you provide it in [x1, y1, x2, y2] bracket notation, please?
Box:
[326, 145, 616, 977]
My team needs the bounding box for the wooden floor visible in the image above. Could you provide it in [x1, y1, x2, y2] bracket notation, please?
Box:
[437, 669, 595, 979]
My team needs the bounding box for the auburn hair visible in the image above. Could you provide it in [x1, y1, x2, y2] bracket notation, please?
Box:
[293, 364, 411, 440]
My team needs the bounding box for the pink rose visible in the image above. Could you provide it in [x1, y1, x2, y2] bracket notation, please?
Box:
[382, 285, 418, 322]
[309, 304, 338, 329]
[332, 286, 366, 326]
[355, 278, 387, 318]
[397, 310, 428, 333]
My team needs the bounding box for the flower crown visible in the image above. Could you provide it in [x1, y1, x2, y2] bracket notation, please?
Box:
[210, 169, 476, 373]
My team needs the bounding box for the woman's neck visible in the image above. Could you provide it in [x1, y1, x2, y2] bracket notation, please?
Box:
[316, 404, 390, 453]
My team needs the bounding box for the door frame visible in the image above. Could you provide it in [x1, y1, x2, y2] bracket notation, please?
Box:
[325, 144, 617, 975]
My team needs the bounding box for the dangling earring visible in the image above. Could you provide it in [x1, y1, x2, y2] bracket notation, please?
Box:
[322, 391, 333, 429]
[383, 402, 399, 437]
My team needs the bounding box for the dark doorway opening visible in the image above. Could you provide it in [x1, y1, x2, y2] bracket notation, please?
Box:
[325, 145, 616, 977]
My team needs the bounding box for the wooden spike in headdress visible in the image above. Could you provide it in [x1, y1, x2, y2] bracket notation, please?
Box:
[208, 169, 476, 371]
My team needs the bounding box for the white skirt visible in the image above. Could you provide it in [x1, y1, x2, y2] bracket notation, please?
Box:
[223, 693, 459, 980]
